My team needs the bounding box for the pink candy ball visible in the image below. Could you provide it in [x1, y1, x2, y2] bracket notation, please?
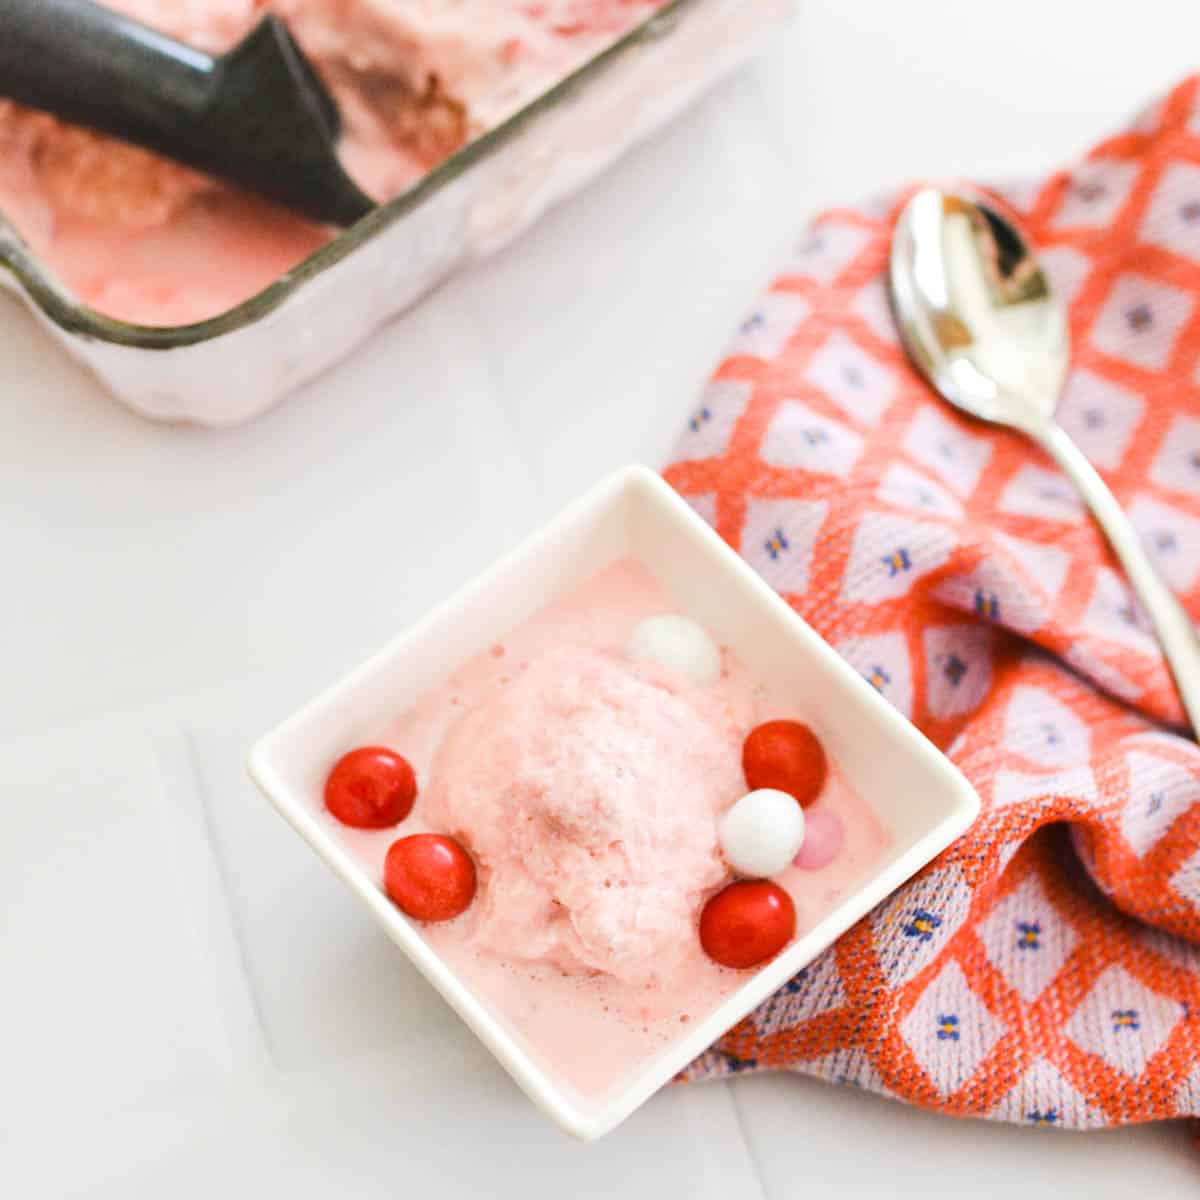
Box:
[792, 808, 844, 871]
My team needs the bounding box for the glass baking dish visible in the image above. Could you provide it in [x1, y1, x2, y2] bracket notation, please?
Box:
[0, 0, 793, 426]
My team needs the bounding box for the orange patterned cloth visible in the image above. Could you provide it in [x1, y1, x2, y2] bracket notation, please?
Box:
[669, 78, 1200, 1130]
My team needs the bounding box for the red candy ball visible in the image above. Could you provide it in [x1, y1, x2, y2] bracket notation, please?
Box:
[384, 834, 477, 922]
[699, 880, 796, 969]
[325, 746, 417, 829]
[742, 720, 827, 808]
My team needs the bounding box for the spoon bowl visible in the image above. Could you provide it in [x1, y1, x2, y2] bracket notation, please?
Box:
[890, 187, 1068, 435]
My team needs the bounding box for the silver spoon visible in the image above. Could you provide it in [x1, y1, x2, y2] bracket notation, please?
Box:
[889, 186, 1200, 736]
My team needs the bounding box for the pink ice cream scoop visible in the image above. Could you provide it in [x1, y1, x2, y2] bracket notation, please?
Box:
[423, 646, 745, 987]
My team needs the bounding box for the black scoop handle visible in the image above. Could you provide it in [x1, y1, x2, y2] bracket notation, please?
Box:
[0, 0, 225, 141]
[0, 0, 374, 225]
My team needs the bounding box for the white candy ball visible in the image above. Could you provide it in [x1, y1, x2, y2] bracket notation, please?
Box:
[628, 615, 721, 684]
[719, 789, 806, 878]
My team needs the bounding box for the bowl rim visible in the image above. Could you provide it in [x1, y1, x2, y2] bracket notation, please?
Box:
[247, 464, 981, 1139]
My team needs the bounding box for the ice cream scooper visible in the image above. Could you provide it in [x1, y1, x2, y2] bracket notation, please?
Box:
[0, 0, 374, 225]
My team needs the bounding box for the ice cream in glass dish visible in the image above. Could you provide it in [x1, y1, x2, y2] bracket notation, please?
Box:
[0, 0, 670, 325]
[319, 558, 889, 1098]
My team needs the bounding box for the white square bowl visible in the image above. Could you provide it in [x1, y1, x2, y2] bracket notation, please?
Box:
[248, 464, 979, 1140]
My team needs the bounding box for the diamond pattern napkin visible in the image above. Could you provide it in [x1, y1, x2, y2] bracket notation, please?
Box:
[667, 77, 1200, 1131]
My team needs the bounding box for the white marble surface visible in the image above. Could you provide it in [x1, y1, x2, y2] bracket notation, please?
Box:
[4, 3, 1200, 1195]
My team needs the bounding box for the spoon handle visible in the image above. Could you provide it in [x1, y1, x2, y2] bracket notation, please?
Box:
[1037, 420, 1200, 735]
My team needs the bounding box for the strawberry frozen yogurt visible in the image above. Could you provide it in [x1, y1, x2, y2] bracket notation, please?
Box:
[0, 0, 668, 325]
[325, 560, 890, 1097]
[424, 646, 742, 987]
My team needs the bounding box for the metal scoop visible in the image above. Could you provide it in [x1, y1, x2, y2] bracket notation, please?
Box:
[0, 0, 374, 226]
